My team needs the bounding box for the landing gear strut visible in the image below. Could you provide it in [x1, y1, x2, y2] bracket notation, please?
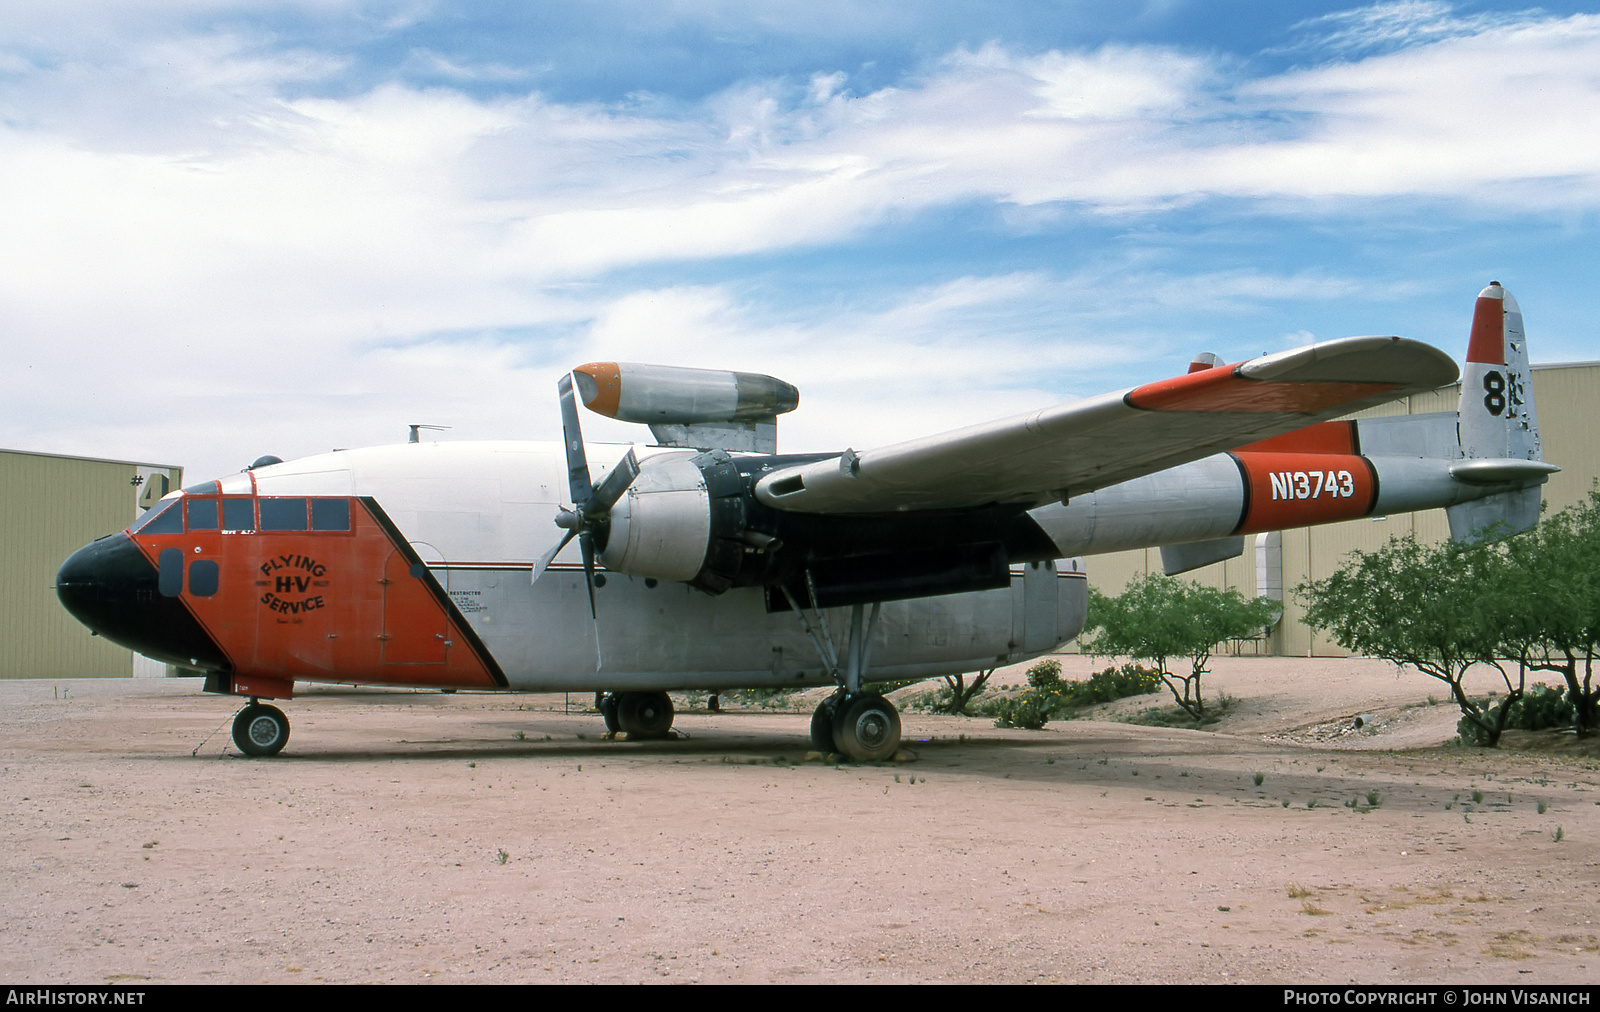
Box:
[232, 700, 290, 757]
[785, 589, 903, 762]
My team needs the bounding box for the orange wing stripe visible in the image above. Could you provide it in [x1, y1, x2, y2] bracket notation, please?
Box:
[1127, 367, 1399, 413]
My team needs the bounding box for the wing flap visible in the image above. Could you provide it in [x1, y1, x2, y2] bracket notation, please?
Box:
[755, 335, 1458, 514]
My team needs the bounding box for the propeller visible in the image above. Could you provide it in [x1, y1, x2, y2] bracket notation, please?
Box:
[533, 373, 641, 629]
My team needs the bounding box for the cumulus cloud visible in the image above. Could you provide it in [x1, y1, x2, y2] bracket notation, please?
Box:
[1, 4, 1595, 477]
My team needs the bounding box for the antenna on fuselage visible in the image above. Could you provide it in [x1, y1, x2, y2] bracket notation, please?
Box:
[408, 424, 451, 443]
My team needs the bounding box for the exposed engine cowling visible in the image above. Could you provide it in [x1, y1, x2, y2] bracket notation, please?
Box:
[598, 449, 1051, 608]
[598, 449, 764, 594]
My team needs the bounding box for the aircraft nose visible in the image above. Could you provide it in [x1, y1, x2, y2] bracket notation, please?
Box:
[56, 533, 230, 671]
[56, 534, 133, 631]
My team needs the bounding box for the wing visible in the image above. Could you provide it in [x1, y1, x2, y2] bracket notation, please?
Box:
[754, 335, 1459, 514]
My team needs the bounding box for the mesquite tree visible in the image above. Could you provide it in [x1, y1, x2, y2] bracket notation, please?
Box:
[1083, 575, 1278, 720]
[1302, 489, 1600, 744]
[1487, 490, 1600, 736]
[1301, 534, 1522, 745]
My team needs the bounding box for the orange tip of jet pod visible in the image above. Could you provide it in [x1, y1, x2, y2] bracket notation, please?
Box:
[1466, 282, 1507, 366]
[572, 362, 623, 417]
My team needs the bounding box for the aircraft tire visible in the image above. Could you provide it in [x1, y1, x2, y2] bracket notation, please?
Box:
[831, 694, 900, 762]
[599, 694, 620, 733]
[232, 703, 290, 757]
[616, 691, 674, 738]
[809, 696, 838, 752]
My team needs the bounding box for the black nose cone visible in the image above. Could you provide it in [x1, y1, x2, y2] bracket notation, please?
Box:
[57, 533, 230, 671]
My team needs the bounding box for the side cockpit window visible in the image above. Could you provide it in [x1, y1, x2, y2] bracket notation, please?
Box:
[221, 498, 255, 532]
[311, 498, 351, 531]
[259, 498, 308, 531]
[186, 498, 219, 530]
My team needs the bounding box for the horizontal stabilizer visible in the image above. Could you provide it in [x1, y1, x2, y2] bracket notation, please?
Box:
[1448, 459, 1560, 485]
[1161, 537, 1245, 576]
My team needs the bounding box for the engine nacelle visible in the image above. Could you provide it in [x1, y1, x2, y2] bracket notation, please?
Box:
[599, 449, 755, 593]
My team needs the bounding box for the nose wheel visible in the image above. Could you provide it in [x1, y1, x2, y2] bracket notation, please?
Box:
[232, 701, 290, 757]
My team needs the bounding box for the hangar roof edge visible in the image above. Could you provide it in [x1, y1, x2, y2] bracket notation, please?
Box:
[1, 447, 183, 470]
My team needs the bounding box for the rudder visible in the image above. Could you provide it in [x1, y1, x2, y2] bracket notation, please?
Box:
[1449, 282, 1549, 540]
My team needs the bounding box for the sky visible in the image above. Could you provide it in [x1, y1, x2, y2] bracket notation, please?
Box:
[3, 1, 1598, 482]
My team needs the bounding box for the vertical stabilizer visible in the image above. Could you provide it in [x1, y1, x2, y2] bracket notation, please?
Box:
[1449, 282, 1546, 540]
[1459, 282, 1541, 463]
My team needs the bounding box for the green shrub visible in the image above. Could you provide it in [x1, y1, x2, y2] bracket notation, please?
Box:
[992, 691, 1056, 730]
[1062, 664, 1163, 706]
[1498, 684, 1577, 731]
[1026, 659, 1063, 690]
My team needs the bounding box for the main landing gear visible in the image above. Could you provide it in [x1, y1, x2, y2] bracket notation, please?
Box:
[810, 691, 902, 762]
[232, 700, 290, 757]
[598, 691, 675, 738]
[787, 592, 905, 763]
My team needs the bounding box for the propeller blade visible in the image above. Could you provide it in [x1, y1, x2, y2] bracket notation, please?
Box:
[558, 373, 594, 506]
[579, 529, 604, 670]
[531, 528, 576, 585]
[579, 529, 598, 621]
[589, 448, 640, 515]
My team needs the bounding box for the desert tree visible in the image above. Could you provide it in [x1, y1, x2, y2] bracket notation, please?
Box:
[1496, 489, 1600, 735]
[934, 667, 996, 715]
[1082, 574, 1278, 720]
[1300, 533, 1524, 745]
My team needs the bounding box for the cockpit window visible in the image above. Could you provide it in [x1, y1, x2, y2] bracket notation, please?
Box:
[186, 498, 219, 531]
[221, 498, 255, 532]
[311, 498, 351, 531]
[180, 480, 220, 496]
[258, 498, 308, 531]
[129, 499, 183, 535]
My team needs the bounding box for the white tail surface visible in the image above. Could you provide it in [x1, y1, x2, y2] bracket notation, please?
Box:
[1459, 282, 1541, 463]
[1449, 282, 1547, 540]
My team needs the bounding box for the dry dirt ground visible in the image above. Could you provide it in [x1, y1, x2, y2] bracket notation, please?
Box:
[3, 656, 1598, 985]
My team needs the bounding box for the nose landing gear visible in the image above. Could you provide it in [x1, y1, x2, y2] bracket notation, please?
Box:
[232, 701, 290, 757]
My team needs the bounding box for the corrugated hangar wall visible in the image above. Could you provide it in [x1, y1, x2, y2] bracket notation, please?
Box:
[1, 450, 181, 679]
[1082, 362, 1600, 657]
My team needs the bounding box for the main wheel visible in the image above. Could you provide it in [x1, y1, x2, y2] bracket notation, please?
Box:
[832, 694, 901, 762]
[599, 693, 620, 733]
[232, 703, 290, 757]
[616, 691, 674, 738]
[810, 696, 839, 752]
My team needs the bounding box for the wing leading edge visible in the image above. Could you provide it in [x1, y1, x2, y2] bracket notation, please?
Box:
[753, 335, 1459, 514]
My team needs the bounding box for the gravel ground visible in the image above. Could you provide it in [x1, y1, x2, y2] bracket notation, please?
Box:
[3, 656, 1597, 984]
